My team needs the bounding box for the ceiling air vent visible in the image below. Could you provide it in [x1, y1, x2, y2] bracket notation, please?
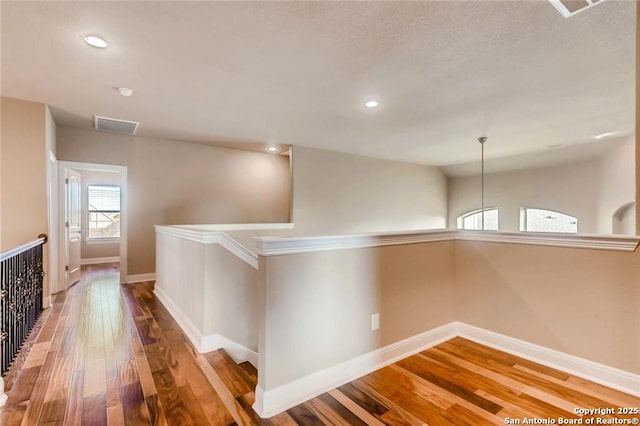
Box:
[548, 0, 607, 18]
[94, 115, 139, 135]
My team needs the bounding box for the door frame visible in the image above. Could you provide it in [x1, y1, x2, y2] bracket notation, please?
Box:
[57, 161, 128, 286]
[46, 150, 59, 305]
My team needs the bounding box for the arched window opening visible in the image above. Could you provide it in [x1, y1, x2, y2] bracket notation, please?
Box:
[520, 208, 577, 233]
[457, 208, 499, 231]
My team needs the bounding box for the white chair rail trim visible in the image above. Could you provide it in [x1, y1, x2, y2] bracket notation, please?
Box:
[171, 223, 294, 232]
[255, 230, 639, 256]
[155, 225, 259, 269]
[457, 230, 640, 251]
[255, 229, 459, 256]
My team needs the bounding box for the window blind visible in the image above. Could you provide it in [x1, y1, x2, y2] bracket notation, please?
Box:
[88, 185, 120, 212]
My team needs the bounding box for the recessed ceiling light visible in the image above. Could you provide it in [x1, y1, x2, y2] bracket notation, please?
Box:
[593, 131, 616, 140]
[267, 146, 278, 153]
[118, 87, 134, 97]
[364, 100, 379, 108]
[84, 35, 108, 48]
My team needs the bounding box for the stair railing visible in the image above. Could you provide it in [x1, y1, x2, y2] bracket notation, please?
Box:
[0, 234, 47, 378]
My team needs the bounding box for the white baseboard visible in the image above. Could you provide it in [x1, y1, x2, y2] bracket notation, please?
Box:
[145, 291, 640, 419]
[80, 256, 120, 265]
[456, 322, 640, 398]
[153, 285, 256, 366]
[253, 322, 458, 418]
[201, 334, 258, 367]
[154, 285, 204, 351]
[126, 273, 156, 283]
[254, 321, 640, 418]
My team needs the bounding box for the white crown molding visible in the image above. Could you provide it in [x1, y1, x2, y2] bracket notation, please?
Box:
[254, 322, 640, 418]
[255, 230, 639, 256]
[126, 273, 156, 284]
[80, 256, 120, 265]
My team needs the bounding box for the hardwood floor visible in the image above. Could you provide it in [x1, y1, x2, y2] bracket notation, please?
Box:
[1, 264, 638, 425]
[0, 265, 235, 426]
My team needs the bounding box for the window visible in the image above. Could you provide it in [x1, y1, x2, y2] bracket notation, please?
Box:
[88, 185, 121, 239]
[520, 208, 577, 233]
[457, 208, 499, 231]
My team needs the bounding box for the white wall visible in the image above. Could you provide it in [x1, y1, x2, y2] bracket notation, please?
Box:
[448, 159, 600, 233]
[597, 137, 635, 234]
[291, 146, 447, 235]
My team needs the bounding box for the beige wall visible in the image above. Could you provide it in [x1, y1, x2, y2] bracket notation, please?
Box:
[291, 146, 447, 235]
[57, 127, 291, 274]
[78, 169, 121, 260]
[258, 241, 456, 389]
[155, 233, 259, 352]
[156, 234, 206, 330]
[257, 237, 639, 396]
[204, 244, 258, 351]
[448, 160, 600, 233]
[636, 1, 640, 234]
[454, 241, 640, 374]
[1, 98, 48, 249]
[597, 137, 635, 234]
[1, 97, 53, 296]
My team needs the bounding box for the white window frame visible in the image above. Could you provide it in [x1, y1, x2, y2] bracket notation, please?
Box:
[86, 184, 121, 242]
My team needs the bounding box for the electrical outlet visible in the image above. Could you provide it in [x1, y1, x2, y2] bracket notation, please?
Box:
[371, 313, 380, 331]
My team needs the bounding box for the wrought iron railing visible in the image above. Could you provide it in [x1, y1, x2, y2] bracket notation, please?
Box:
[0, 234, 47, 376]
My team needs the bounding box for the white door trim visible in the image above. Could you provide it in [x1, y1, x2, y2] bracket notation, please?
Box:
[57, 161, 128, 285]
[46, 150, 59, 299]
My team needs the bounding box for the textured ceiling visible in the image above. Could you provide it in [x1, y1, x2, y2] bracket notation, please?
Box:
[1, 1, 635, 174]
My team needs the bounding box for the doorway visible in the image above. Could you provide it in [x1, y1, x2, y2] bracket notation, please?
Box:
[57, 161, 128, 292]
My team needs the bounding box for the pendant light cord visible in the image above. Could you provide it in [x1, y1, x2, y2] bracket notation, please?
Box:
[478, 137, 487, 230]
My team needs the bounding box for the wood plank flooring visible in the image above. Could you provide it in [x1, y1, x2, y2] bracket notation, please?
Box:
[0, 264, 235, 426]
[1, 264, 638, 425]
